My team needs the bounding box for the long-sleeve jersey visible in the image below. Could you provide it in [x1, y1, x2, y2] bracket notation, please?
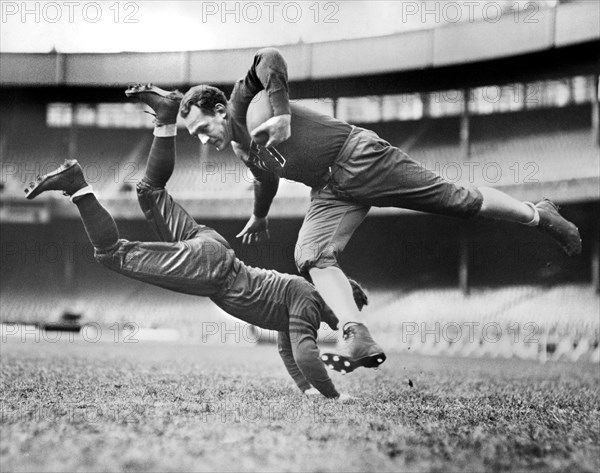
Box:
[100, 217, 341, 398]
[212, 257, 340, 399]
[101, 169, 342, 400]
[228, 48, 352, 216]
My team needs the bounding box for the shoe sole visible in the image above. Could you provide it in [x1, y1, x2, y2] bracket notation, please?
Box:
[124, 83, 178, 100]
[24, 160, 78, 200]
[321, 352, 386, 374]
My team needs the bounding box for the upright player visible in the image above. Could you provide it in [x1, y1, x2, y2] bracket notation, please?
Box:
[23, 88, 368, 399]
[175, 47, 582, 370]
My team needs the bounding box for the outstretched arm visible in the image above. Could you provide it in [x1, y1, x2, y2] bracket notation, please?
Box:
[278, 287, 341, 399]
[231, 48, 289, 242]
[278, 331, 312, 393]
[233, 143, 280, 244]
[287, 317, 339, 399]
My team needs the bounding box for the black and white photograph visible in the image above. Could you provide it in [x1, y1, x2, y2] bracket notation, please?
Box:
[1, 1, 599, 471]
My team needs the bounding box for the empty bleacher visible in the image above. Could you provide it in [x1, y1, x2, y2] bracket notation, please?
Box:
[2, 104, 596, 202]
[382, 104, 598, 188]
[365, 283, 599, 362]
[3, 274, 597, 360]
[0, 125, 251, 200]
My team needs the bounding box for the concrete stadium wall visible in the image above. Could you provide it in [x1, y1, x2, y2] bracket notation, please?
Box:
[1, 2, 598, 86]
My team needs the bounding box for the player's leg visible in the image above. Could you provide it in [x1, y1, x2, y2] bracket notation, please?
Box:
[25, 159, 228, 296]
[126, 84, 208, 243]
[310, 268, 386, 371]
[25, 160, 119, 252]
[309, 267, 362, 324]
[477, 186, 535, 222]
[295, 190, 385, 369]
[334, 129, 581, 255]
[295, 193, 368, 327]
[477, 187, 581, 256]
[136, 134, 204, 243]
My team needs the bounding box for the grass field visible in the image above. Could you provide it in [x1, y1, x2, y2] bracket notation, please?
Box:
[1, 337, 599, 472]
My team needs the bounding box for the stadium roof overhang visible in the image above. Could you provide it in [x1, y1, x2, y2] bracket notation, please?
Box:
[1, 1, 598, 102]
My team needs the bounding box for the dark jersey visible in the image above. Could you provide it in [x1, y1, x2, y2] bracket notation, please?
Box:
[276, 104, 351, 187]
[212, 259, 340, 398]
[231, 102, 351, 188]
[228, 48, 352, 189]
[99, 213, 340, 398]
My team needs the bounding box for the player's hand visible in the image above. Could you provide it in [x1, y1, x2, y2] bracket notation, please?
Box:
[336, 393, 356, 403]
[250, 114, 291, 148]
[304, 387, 320, 398]
[236, 215, 270, 245]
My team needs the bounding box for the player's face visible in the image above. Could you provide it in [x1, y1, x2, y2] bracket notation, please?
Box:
[184, 104, 232, 151]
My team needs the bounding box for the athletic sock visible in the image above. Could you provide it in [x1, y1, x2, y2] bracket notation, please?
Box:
[523, 201, 540, 227]
[69, 185, 94, 202]
[73, 193, 119, 251]
[143, 132, 176, 188]
[153, 124, 177, 137]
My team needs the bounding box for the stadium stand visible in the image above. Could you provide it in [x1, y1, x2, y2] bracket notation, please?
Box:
[365, 284, 599, 363]
[0, 124, 258, 201]
[2, 101, 597, 358]
[2, 104, 596, 202]
[0, 254, 244, 343]
[370, 104, 598, 189]
[167, 140, 254, 200]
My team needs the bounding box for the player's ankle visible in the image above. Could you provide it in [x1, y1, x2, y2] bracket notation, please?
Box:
[70, 185, 94, 203]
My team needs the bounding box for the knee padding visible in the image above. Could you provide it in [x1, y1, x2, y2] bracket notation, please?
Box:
[294, 243, 340, 276]
[136, 178, 164, 195]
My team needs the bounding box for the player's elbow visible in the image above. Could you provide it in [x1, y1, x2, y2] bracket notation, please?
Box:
[255, 48, 287, 67]
[292, 347, 316, 370]
[256, 47, 283, 59]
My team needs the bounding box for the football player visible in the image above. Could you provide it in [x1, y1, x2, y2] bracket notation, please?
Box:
[24, 88, 370, 400]
[176, 48, 582, 370]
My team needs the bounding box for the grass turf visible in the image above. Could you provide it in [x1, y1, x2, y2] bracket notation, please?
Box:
[1, 338, 598, 472]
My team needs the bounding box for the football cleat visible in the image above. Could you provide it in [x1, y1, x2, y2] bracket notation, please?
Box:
[125, 83, 183, 126]
[321, 323, 386, 373]
[24, 159, 86, 200]
[535, 198, 582, 256]
[321, 353, 386, 374]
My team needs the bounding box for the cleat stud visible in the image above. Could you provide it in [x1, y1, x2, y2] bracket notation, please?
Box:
[341, 370, 346, 375]
[344, 361, 350, 367]
[321, 355, 328, 361]
[333, 356, 339, 362]
[328, 364, 334, 369]
[377, 358, 383, 363]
